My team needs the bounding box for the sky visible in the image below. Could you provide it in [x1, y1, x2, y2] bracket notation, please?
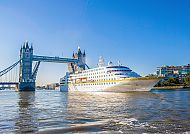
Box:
[0, 0, 190, 85]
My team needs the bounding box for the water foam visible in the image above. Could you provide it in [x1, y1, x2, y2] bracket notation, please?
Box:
[115, 118, 149, 128]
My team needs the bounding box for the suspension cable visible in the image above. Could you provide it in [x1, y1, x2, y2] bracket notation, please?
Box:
[0, 60, 20, 77]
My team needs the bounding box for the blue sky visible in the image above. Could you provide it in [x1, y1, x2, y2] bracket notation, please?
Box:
[0, 0, 190, 85]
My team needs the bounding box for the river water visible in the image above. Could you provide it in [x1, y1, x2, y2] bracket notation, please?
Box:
[0, 89, 190, 134]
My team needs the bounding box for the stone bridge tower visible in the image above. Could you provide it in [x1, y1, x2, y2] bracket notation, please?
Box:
[68, 47, 86, 73]
[19, 41, 35, 91]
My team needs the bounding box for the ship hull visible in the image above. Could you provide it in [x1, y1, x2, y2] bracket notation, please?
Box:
[65, 78, 161, 92]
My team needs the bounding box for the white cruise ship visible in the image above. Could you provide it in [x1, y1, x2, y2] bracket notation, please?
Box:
[60, 48, 161, 92]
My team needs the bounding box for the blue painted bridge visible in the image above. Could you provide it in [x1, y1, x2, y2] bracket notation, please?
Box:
[0, 41, 87, 91]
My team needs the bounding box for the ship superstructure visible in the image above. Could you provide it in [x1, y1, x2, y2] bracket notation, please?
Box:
[60, 48, 161, 92]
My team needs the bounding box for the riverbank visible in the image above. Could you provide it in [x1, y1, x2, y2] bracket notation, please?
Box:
[153, 86, 185, 90]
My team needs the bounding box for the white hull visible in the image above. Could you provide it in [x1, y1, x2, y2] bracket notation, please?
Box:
[61, 78, 160, 92]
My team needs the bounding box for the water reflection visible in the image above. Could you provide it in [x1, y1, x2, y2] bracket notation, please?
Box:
[15, 91, 38, 133]
[66, 92, 161, 121]
[0, 89, 190, 133]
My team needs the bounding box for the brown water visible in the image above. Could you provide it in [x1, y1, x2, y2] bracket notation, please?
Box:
[0, 89, 190, 133]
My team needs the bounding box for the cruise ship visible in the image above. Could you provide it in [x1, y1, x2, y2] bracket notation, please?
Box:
[60, 47, 161, 92]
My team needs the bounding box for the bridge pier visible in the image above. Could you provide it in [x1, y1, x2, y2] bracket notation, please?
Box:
[19, 82, 35, 91]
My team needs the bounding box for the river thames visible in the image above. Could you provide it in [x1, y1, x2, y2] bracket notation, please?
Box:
[0, 89, 190, 133]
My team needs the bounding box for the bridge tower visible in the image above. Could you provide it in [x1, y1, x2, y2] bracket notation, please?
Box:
[19, 41, 35, 91]
[77, 47, 86, 70]
[68, 47, 86, 73]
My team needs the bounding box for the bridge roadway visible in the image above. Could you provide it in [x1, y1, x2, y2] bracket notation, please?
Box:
[33, 55, 78, 63]
[0, 82, 19, 85]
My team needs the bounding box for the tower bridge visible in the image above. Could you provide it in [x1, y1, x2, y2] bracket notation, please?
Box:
[0, 41, 86, 91]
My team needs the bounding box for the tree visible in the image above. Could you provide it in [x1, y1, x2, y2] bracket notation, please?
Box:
[168, 77, 180, 84]
[184, 75, 190, 86]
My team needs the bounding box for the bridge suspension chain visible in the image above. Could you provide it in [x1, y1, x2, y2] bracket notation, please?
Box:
[0, 60, 20, 89]
[0, 60, 20, 77]
[5, 64, 19, 82]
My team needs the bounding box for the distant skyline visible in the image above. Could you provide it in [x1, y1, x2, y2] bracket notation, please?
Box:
[0, 0, 190, 85]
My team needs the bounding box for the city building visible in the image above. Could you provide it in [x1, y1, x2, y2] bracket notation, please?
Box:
[156, 64, 190, 81]
[46, 83, 59, 90]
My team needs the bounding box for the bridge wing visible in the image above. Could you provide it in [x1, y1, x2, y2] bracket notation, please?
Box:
[33, 55, 78, 63]
[32, 61, 40, 81]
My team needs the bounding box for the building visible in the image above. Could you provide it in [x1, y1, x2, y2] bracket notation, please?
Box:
[156, 64, 190, 81]
[46, 83, 59, 90]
